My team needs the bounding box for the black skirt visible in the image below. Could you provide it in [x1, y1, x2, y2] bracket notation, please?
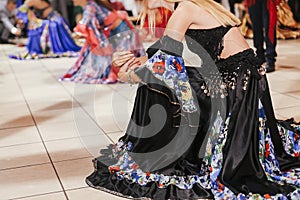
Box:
[86, 49, 300, 199]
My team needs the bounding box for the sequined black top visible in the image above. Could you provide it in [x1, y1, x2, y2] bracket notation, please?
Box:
[185, 26, 231, 62]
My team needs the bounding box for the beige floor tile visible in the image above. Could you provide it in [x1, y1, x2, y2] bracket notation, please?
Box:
[27, 98, 79, 112]
[21, 85, 69, 97]
[268, 80, 300, 94]
[0, 112, 35, 129]
[54, 158, 94, 190]
[275, 106, 300, 121]
[67, 187, 128, 200]
[271, 93, 300, 110]
[59, 82, 77, 94]
[0, 101, 29, 115]
[286, 91, 300, 100]
[44, 138, 91, 162]
[275, 113, 286, 120]
[0, 75, 18, 85]
[0, 126, 41, 147]
[32, 107, 89, 125]
[72, 84, 114, 107]
[107, 131, 124, 143]
[94, 99, 132, 133]
[38, 119, 103, 141]
[37, 121, 83, 141]
[0, 91, 24, 103]
[14, 192, 66, 200]
[0, 164, 62, 199]
[95, 115, 123, 133]
[15, 75, 60, 88]
[0, 142, 49, 170]
[78, 134, 113, 157]
[271, 70, 300, 81]
[10, 59, 46, 68]
[0, 78, 21, 89]
[39, 57, 76, 70]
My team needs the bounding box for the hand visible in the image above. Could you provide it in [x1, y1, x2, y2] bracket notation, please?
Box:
[112, 50, 134, 67]
[15, 28, 22, 36]
[118, 57, 141, 83]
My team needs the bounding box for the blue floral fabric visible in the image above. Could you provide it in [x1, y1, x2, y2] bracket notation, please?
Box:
[142, 50, 198, 113]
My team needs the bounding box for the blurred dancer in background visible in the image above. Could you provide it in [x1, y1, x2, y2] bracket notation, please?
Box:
[9, 0, 81, 59]
[59, 0, 144, 84]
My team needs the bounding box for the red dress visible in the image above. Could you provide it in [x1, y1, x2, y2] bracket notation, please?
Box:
[143, 7, 172, 38]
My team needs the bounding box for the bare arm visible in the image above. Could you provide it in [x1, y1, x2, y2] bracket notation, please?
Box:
[117, 2, 193, 84]
[163, 2, 193, 42]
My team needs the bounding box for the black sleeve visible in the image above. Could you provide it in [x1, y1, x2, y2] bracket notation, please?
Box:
[146, 35, 183, 58]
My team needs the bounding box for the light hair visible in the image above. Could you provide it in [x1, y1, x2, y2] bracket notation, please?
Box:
[139, 0, 157, 33]
[139, 0, 241, 32]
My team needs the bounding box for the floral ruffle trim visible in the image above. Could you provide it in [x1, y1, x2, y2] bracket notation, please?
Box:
[107, 140, 211, 190]
[142, 50, 198, 113]
[278, 119, 300, 157]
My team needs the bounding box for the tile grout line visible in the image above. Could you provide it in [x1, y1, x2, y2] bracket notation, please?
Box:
[0, 130, 114, 149]
[8, 190, 64, 200]
[0, 124, 35, 131]
[0, 156, 93, 172]
[8, 186, 91, 200]
[1, 162, 51, 172]
[8, 59, 70, 200]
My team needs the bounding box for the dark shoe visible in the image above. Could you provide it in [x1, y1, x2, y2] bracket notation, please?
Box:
[266, 63, 275, 73]
[0, 38, 15, 44]
[0, 38, 9, 44]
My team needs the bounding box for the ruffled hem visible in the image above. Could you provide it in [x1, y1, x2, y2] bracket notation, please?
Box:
[86, 157, 213, 200]
[85, 142, 213, 199]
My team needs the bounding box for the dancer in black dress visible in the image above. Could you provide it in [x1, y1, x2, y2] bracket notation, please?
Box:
[86, 0, 300, 199]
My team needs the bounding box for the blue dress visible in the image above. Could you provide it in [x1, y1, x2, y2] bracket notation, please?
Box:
[10, 5, 81, 60]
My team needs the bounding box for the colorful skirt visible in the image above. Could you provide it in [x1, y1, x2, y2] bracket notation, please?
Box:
[86, 49, 300, 199]
[59, 20, 145, 84]
[9, 11, 81, 60]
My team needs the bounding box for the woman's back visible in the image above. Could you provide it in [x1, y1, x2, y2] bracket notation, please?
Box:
[166, 1, 249, 59]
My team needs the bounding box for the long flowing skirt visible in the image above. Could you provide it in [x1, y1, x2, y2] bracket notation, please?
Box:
[59, 21, 145, 84]
[10, 11, 81, 60]
[86, 49, 300, 199]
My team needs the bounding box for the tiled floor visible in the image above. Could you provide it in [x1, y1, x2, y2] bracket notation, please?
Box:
[0, 38, 300, 200]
